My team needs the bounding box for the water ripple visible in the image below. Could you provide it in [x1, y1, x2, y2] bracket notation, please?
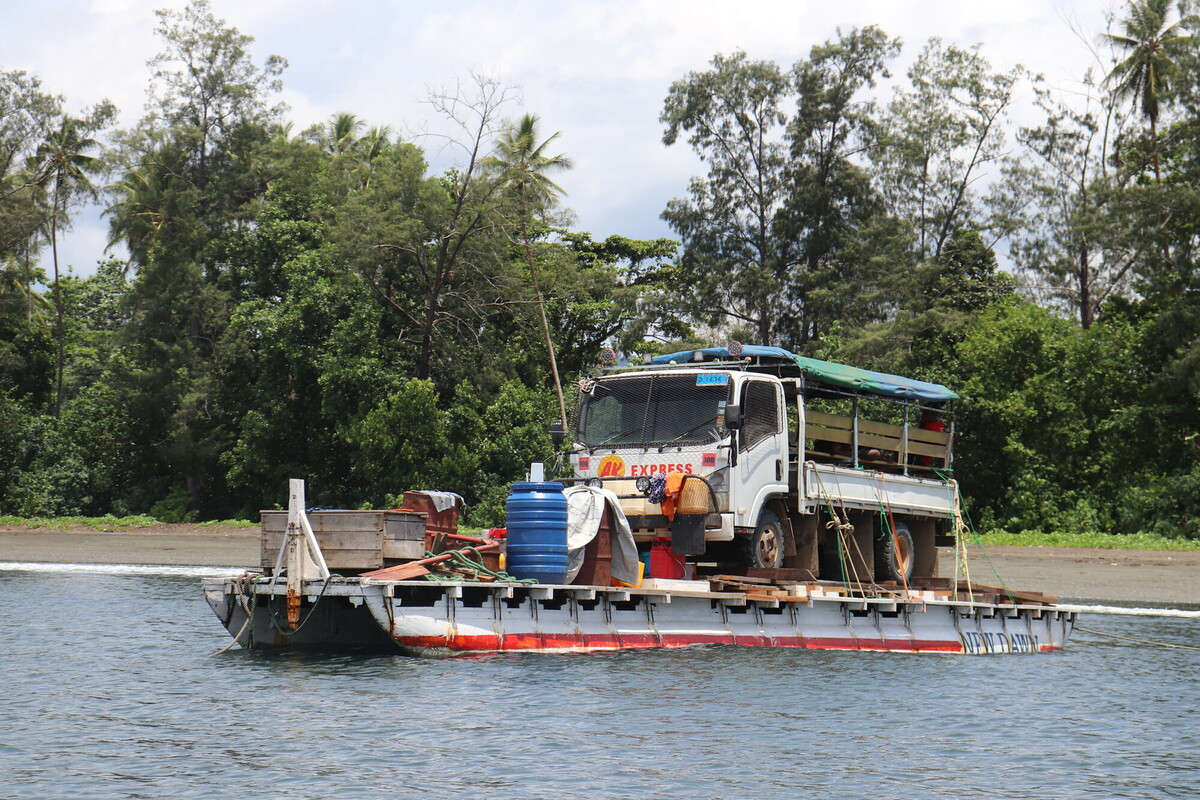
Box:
[0, 569, 1198, 799]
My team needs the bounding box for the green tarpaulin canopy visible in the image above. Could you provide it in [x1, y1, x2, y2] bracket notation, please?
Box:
[650, 345, 958, 403]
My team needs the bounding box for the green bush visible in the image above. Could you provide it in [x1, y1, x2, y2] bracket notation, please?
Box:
[148, 487, 199, 524]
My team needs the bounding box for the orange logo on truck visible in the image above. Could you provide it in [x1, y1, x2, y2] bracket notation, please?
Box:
[597, 456, 626, 477]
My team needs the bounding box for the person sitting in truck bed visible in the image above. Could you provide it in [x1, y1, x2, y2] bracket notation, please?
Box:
[917, 409, 946, 467]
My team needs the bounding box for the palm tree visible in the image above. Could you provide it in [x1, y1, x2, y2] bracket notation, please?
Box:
[321, 112, 365, 156]
[31, 117, 100, 414]
[484, 114, 574, 426]
[1102, 0, 1200, 182]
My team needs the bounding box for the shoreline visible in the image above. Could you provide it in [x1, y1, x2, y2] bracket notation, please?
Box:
[2, 524, 1198, 605]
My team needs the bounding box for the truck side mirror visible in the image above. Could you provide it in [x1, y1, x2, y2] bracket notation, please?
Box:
[724, 404, 742, 431]
[549, 418, 565, 448]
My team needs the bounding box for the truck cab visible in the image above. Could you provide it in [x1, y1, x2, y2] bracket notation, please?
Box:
[568, 345, 960, 583]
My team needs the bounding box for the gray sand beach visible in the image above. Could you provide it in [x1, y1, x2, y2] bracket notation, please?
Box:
[1, 524, 1197, 605]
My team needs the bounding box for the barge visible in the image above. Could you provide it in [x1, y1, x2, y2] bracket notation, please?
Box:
[204, 347, 1078, 656]
[202, 479, 1075, 657]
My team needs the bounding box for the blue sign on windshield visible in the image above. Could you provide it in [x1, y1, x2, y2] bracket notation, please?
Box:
[696, 373, 729, 386]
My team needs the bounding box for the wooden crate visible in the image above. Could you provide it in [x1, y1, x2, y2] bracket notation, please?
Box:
[261, 509, 428, 572]
[384, 512, 428, 561]
[399, 491, 461, 535]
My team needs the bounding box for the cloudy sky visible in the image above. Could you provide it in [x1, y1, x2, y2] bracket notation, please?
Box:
[4, 0, 1119, 277]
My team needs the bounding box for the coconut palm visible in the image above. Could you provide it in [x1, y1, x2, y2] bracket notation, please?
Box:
[321, 112, 365, 156]
[1102, 0, 1200, 182]
[30, 116, 100, 414]
[484, 114, 574, 426]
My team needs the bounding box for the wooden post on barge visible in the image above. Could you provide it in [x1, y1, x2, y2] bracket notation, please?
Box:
[285, 479, 330, 628]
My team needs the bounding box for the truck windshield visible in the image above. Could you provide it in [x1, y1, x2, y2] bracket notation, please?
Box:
[576, 374, 730, 448]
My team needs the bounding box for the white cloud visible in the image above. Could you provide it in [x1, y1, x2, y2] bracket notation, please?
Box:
[5, 0, 1116, 273]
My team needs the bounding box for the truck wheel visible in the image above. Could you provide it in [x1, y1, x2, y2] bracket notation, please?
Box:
[741, 510, 784, 569]
[877, 520, 915, 583]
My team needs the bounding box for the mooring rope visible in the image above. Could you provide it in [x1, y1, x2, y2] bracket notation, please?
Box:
[208, 578, 254, 656]
[262, 574, 337, 637]
[1074, 625, 1200, 652]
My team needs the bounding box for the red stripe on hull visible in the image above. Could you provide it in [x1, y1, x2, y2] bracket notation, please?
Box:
[394, 632, 966, 655]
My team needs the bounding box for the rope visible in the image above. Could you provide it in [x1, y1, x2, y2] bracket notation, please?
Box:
[262, 574, 337, 636]
[422, 547, 537, 584]
[812, 466, 855, 584]
[209, 614, 251, 656]
[811, 464, 877, 592]
[945, 482, 1021, 605]
[949, 480, 972, 603]
[876, 471, 910, 595]
[208, 578, 254, 656]
[1075, 625, 1200, 652]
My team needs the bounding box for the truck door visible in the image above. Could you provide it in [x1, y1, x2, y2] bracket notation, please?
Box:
[734, 379, 787, 522]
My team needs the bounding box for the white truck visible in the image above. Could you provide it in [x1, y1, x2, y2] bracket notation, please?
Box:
[560, 345, 960, 583]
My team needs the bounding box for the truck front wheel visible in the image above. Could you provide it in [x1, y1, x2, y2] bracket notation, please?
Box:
[741, 510, 784, 569]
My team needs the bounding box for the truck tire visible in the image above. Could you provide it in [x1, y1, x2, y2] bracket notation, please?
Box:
[877, 520, 915, 583]
[741, 510, 784, 569]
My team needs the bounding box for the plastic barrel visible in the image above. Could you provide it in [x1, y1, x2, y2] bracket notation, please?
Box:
[504, 481, 569, 584]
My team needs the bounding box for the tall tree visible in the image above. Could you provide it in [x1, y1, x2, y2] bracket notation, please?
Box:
[334, 75, 515, 383]
[104, 0, 286, 514]
[484, 113, 574, 425]
[871, 40, 1022, 260]
[30, 114, 107, 414]
[1102, 0, 1200, 183]
[0, 71, 64, 315]
[147, 0, 285, 189]
[661, 51, 789, 344]
[1005, 76, 1140, 327]
[780, 26, 903, 345]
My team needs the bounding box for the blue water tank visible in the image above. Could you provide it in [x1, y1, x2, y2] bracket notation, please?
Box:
[505, 481, 569, 584]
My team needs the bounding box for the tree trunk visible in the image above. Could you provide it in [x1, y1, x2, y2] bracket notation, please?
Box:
[51, 202, 63, 417]
[522, 225, 567, 427]
[417, 275, 442, 380]
[24, 239, 33, 324]
[1151, 116, 1161, 186]
[1078, 242, 1092, 329]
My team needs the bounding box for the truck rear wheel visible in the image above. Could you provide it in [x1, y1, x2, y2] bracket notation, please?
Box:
[741, 510, 784, 569]
[877, 520, 915, 583]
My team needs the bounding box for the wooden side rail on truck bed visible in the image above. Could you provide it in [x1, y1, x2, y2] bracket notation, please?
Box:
[801, 410, 950, 472]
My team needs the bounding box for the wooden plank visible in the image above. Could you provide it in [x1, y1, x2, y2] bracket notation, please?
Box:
[262, 529, 384, 550]
[383, 540, 426, 560]
[711, 573, 772, 584]
[807, 428, 854, 445]
[360, 541, 498, 580]
[908, 427, 951, 445]
[360, 562, 431, 581]
[261, 527, 384, 570]
[805, 410, 853, 430]
[961, 581, 1055, 605]
[384, 512, 427, 540]
[261, 510, 386, 533]
[857, 418, 903, 438]
[855, 431, 901, 450]
[746, 567, 817, 583]
[907, 440, 948, 458]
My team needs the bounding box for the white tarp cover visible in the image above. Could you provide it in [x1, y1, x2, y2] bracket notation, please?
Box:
[413, 491, 464, 512]
[563, 485, 641, 585]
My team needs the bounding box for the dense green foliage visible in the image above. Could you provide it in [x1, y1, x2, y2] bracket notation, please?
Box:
[2, 1, 1200, 538]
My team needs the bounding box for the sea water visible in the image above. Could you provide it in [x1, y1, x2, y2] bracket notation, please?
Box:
[0, 564, 1197, 800]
